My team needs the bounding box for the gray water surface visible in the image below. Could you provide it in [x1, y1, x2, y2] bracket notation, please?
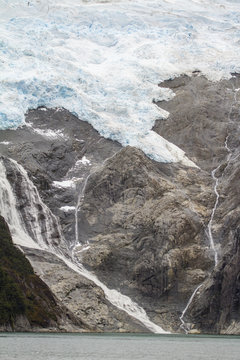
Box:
[0, 333, 240, 360]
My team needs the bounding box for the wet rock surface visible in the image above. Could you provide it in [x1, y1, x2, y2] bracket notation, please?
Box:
[187, 228, 240, 334]
[0, 108, 121, 248]
[153, 74, 240, 332]
[0, 215, 85, 332]
[0, 73, 240, 333]
[0, 109, 149, 332]
[154, 74, 240, 171]
[23, 247, 147, 333]
[78, 146, 213, 332]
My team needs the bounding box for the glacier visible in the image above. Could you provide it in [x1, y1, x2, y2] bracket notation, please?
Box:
[0, 0, 240, 164]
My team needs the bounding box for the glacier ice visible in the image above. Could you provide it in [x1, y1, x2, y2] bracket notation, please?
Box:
[0, 0, 240, 164]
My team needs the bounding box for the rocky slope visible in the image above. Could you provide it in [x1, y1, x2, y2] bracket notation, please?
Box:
[78, 146, 213, 332]
[187, 227, 240, 334]
[0, 73, 240, 333]
[0, 215, 86, 332]
[0, 110, 148, 333]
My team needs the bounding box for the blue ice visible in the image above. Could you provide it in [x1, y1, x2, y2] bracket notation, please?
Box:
[0, 0, 240, 166]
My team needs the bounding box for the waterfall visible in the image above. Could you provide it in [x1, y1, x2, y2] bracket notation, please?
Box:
[71, 166, 168, 334]
[61, 256, 168, 334]
[206, 87, 240, 267]
[0, 156, 168, 334]
[179, 86, 240, 333]
[180, 284, 203, 333]
[74, 174, 90, 248]
[207, 166, 221, 266]
[0, 157, 64, 251]
[0, 158, 40, 249]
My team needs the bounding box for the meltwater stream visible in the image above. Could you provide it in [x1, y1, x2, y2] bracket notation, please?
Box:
[0, 156, 167, 334]
[0, 159, 40, 249]
[206, 87, 240, 267]
[179, 86, 240, 333]
[70, 160, 167, 334]
[207, 166, 221, 267]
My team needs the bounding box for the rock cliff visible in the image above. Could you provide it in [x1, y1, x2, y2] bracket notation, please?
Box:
[0, 215, 86, 332]
[0, 73, 240, 333]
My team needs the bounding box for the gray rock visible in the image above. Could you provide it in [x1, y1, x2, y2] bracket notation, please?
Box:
[187, 228, 240, 334]
[23, 247, 149, 333]
[77, 146, 213, 332]
[1, 73, 240, 333]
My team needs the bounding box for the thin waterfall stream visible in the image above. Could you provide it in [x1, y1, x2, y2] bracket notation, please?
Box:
[71, 166, 169, 334]
[179, 86, 239, 333]
[74, 174, 90, 252]
[0, 156, 168, 334]
[207, 165, 221, 266]
[206, 87, 239, 267]
[180, 284, 203, 333]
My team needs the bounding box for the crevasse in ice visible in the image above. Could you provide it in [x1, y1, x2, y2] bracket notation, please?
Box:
[0, 0, 240, 164]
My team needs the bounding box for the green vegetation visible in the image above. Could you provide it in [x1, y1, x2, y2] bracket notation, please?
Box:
[0, 216, 59, 329]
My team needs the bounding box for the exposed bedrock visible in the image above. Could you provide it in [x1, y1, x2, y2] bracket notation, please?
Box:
[78, 146, 213, 332]
[0, 215, 86, 332]
[23, 247, 148, 333]
[154, 73, 240, 171]
[187, 228, 240, 334]
[0, 74, 240, 333]
[0, 109, 149, 332]
[0, 108, 121, 248]
[153, 73, 240, 332]
[78, 74, 240, 332]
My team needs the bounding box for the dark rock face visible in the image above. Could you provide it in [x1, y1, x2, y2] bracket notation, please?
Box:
[0, 110, 148, 333]
[187, 228, 240, 334]
[78, 146, 213, 331]
[77, 74, 240, 332]
[154, 74, 240, 171]
[0, 73, 240, 333]
[152, 73, 240, 332]
[0, 215, 86, 332]
[0, 108, 121, 248]
[23, 247, 148, 333]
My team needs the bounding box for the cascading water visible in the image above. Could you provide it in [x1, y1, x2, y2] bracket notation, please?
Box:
[70, 163, 168, 334]
[0, 157, 65, 250]
[0, 158, 40, 249]
[179, 86, 240, 333]
[74, 174, 90, 250]
[0, 155, 168, 334]
[206, 87, 240, 267]
[207, 166, 220, 266]
[180, 284, 203, 333]
[62, 256, 168, 334]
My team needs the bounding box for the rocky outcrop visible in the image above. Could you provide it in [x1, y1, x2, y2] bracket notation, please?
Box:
[154, 74, 240, 171]
[23, 247, 148, 333]
[0, 108, 121, 248]
[0, 215, 86, 332]
[153, 73, 240, 333]
[186, 228, 240, 334]
[0, 73, 240, 333]
[77, 146, 213, 332]
[0, 110, 150, 333]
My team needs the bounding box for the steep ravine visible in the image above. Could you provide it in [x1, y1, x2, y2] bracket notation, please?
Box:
[0, 74, 240, 333]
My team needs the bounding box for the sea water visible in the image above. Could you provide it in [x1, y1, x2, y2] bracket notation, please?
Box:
[0, 333, 240, 360]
